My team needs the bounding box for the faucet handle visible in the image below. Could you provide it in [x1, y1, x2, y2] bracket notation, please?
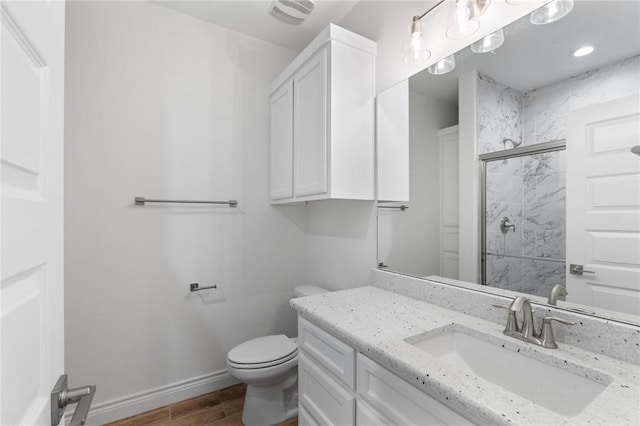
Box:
[539, 316, 576, 349]
[492, 304, 519, 333]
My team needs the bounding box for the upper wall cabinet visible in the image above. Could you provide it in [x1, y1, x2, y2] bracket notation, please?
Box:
[269, 24, 377, 204]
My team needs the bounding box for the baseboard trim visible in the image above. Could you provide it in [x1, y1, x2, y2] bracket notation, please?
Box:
[73, 370, 238, 425]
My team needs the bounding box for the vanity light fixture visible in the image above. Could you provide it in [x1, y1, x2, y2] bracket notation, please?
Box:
[427, 54, 456, 75]
[530, 0, 574, 25]
[404, 16, 431, 64]
[471, 28, 504, 53]
[572, 45, 595, 57]
[403, 0, 447, 64]
[446, 0, 491, 40]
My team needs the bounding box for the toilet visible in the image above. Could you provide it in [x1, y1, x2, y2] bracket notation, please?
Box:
[226, 285, 328, 426]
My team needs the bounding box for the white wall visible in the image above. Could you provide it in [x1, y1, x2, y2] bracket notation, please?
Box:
[303, 200, 377, 290]
[64, 1, 302, 421]
[378, 91, 457, 276]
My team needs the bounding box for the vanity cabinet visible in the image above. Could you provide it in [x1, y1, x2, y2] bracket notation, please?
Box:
[269, 24, 376, 204]
[297, 316, 475, 426]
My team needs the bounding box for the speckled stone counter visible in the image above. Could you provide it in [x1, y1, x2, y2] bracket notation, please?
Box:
[290, 286, 640, 425]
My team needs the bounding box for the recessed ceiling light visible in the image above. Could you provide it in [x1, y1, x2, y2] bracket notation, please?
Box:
[572, 45, 595, 57]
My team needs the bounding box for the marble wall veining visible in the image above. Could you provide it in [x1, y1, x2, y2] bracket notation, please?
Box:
[522, 55, 640, 146]
[478, 54, 640, 154]
[477, 72, 523, 154]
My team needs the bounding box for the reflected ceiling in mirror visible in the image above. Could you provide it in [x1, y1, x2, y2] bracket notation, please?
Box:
[409, 0, 640, 104]
[378, 0, 640, 325]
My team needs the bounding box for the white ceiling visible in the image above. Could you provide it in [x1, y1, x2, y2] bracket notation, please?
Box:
[152, 0, 361, 52]
[151, 1, 640, 104]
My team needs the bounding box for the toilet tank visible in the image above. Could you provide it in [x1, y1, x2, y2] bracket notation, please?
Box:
[293, 285, 328, 297]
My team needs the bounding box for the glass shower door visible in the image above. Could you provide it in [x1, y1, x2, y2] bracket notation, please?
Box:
[481, 145, 567, 298]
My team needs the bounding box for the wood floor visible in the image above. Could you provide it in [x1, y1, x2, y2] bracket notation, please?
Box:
[104, 384, 298, 426]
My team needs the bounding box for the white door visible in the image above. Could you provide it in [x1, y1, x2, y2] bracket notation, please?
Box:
[1, 1, 65, 424]
[439, 126, 459, 280]
[566, 95, 640, 316]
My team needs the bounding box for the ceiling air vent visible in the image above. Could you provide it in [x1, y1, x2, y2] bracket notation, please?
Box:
[268, 0, 316, 25]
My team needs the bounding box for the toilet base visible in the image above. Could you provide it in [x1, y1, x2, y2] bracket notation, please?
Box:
[241, 367, 298, 426]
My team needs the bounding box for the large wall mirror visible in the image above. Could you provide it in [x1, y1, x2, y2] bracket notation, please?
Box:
[377, 0, 640, 325]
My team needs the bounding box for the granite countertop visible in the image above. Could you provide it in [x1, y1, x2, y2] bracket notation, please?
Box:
[290, 286, 640, 425]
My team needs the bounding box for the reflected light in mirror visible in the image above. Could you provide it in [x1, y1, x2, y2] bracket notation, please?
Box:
[471, 28, 504, 53]
[428, 54, 456, 75]
[530, 0, 574, 25]
[572, 45, 595, 57]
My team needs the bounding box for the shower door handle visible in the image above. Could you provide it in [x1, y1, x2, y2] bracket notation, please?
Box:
[569, 264, 595, 275]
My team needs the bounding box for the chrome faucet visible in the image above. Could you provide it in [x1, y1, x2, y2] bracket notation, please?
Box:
[493, 296, 576, 349]
[548, 284, 568, 306]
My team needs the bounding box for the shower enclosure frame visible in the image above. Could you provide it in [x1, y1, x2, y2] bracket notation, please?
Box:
[479, 140, 566, 287]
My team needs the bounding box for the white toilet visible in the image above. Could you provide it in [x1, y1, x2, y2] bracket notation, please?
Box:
[226, 285, 328, 426]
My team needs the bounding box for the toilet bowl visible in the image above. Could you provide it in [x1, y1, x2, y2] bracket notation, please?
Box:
[226, 285, 328, 426]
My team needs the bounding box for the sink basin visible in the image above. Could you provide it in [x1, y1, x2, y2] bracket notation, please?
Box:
[407, 325, 610, 416]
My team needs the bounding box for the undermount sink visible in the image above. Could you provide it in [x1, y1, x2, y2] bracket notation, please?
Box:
[407, 325, 611, 417]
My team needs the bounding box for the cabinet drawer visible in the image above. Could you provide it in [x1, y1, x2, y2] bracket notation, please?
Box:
[298, 316, 355, 389]
[357, 353, 474, 426]
[299, 352, 355, 426]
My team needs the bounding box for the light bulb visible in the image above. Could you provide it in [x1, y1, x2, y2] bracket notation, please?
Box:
[427, 55, 456, 75]
[453, 0, 471, 27]
[530, 0, 574, 25]
[447, 0, 480, 39]
[410, 34, 423, 61]
[404, 17, 430, 64]
[471, 28, 505, 53]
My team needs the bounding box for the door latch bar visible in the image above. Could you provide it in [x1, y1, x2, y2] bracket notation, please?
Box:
[51, 374, 96, 426]
[569, 264, 595, 275]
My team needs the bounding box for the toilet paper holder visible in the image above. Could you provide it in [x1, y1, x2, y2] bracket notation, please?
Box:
[190, 283, 217, 292]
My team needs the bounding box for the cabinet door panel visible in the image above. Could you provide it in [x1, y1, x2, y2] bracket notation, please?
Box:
[357, 353, 475, 425]
[293, 48, 328, 197]
[298, 316, 355, 389]
[356, 400, 391, 426]
[299, 352, 355, 426]
[270, 81, 294, 200]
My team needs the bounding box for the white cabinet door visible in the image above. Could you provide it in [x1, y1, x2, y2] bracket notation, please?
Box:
[376, 80, 409, 202]
[299, 352, 355, 426]
[566, 95, 640, 315]
[1, 1, 65, 424]
[293, 48, 328, 197]
[270, 80, 294, 200]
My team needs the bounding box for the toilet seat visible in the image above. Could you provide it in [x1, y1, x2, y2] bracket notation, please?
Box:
[227, 335, 297, 369]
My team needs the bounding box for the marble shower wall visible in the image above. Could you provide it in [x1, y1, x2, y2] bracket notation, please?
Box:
[477, 54, 640, 154]
[484, 151, 565, 296]
[522, 55, 640, 145]
[477, 72, 523, 154]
